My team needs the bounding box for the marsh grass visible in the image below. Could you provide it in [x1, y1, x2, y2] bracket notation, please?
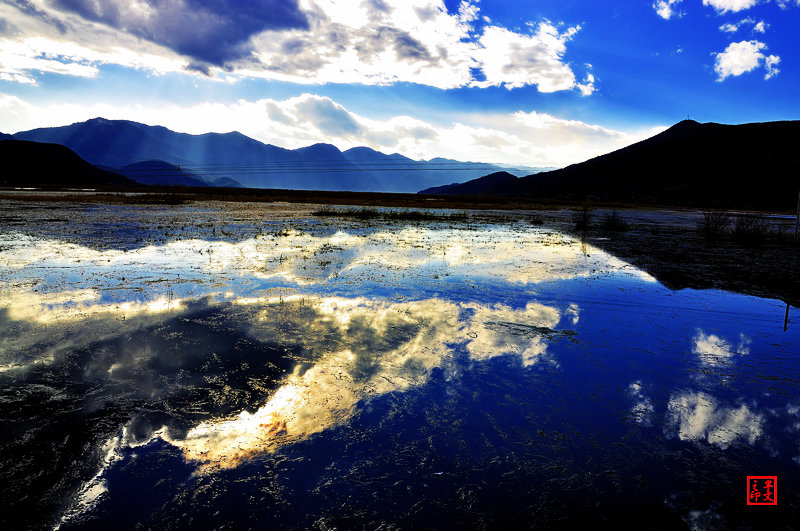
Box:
[528, 213, 544, 225]
[732, 213, 770, 245]
[697, 210, 775, 246]
[312, 206, 469, 222]
[97, 193, 189, 205]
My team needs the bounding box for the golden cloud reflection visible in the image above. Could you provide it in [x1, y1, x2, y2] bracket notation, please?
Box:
[165, 295, 574, 471]
[0, 287, 183, 324]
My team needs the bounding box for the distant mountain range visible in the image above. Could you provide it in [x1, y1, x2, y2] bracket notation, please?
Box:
[0, 139, 136, 188]
[8, 118, 538, 192]
[420, 119, 800, 211]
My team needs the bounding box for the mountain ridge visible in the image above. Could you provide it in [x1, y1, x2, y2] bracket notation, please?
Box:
[12, 118, 527, 193]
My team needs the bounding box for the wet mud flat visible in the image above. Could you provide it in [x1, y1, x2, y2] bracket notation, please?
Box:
[1, 197, 799, 529]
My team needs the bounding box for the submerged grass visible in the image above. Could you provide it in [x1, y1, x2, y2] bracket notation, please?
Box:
[312, 206, 469, 222]
[96, 193, 189, 205]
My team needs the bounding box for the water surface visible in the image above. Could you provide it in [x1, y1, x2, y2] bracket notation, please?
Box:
[0, 201, 798, 529]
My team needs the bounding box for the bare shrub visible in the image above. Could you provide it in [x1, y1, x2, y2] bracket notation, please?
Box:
[697, 210, 730, 240]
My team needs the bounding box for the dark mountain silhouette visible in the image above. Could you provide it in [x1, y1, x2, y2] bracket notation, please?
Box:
[0, 132, 12, 141]
[0, 139, 135, 188]
[435, 120, 800, 210]
[12, 118, 520, 193]
[119, 160, 227, 187]
[419, 171, 518, 195]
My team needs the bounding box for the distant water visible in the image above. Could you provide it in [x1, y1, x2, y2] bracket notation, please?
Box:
[0, 201, 797, 529]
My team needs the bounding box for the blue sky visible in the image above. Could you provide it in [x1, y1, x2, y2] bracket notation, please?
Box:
[1, 0, 798, 167]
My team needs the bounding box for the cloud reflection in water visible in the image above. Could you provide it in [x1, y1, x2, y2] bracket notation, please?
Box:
[167, 296, 571, 471]
[0, 226, 654, 301]
[665, 391, 763, 449]
[0, 225, 645, 474]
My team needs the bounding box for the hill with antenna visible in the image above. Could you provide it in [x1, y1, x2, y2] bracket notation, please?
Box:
[12, 118, 538, 193]
[420, 119, 800, 211]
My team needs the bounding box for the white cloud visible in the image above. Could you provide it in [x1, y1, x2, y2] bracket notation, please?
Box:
[719, 16, 752, 32]
[472, 22, 583, 92]
[0, 1, 188, 84]
[764, 53, 780, 78]
[1, 0, 593, 94]
[0, 38, 99, 82]
[718, 17, 769, 33]
[654, 0, 684, 20]
[42, 0, 309, 67]
[703, 0, 760, 13]
[576, 73, 595, 96]
[0, 93, 663, 167]
[713, 40, 780, 80]
[665, 391, 763, 448]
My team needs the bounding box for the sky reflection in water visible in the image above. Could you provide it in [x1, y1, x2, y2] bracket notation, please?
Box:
[0, 209, 798, 529]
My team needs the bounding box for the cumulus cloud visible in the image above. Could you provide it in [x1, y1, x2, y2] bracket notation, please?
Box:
[719, 17, 768, 33]
[293, 96, 364, 137]
[0, 93, 663, 167]
[763, 54, 780, 78]
[576, 72, 595, 96]
[472, 22, 584, 92]
[703, 0, 760, 13]
[654, 0, 683, 20]
[49, 0, 309, 67]
[713, 40, 780, 80]
[752, 20, 769, 32]
[1, 0, 594, 93]
[0, 1, 188, 83]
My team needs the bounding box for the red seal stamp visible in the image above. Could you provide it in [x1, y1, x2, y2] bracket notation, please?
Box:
[747, 476, 777, 505]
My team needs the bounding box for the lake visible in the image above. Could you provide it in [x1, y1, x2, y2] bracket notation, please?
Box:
[1, 200, 798, 529]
